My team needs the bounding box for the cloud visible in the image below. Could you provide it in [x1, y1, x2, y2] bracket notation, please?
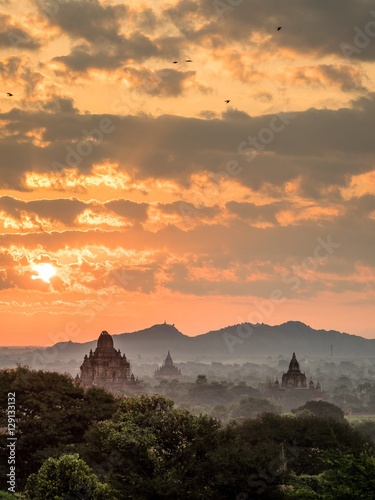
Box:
[1, 92, 375, 197]
[37, 0, 127, 44]
[226, 200, 286, 225]
[281, 64, 367, 92]
[0, 200, 373, 299]
[0, 197, 151, 231]
[196, 0, 375, 61]
[37, 0, 167, 72]
[123, 67, 205, 97]
[0, 13, 41, 50]
[53, 33, 159, 72]
[105, 199, 148, 222]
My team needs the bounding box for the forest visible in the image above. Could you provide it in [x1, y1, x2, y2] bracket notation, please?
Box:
[1, 366, 375, 499]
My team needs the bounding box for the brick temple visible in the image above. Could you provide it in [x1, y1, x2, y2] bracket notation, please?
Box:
[75, 330, 138, 393]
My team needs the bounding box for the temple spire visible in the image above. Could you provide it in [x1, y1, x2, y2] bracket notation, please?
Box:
[154, 350, 182, 379]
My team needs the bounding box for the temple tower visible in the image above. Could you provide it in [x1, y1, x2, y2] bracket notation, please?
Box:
[281, 352, 307, 388]
[76, 331, 137, 393]
[154, 351, 182, 379]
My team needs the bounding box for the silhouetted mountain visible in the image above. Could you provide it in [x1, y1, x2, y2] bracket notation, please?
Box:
[1, 322, 374, 374]
[25, 321, 375, 367]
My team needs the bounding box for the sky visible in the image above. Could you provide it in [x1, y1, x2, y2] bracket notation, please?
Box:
[0, 0, 375, 346]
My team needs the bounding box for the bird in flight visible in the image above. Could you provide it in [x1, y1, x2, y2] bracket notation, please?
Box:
[173, 61, 178, 64]
[277, 26, 282, 31]
[224, 100, 230, 104]
[7, 92, 13, 96]
[185, 59, 193, 62]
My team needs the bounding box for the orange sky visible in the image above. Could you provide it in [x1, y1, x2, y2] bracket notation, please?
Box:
[0, 0, 375, 345]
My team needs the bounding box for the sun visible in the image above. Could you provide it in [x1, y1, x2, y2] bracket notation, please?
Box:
[31, 263, 56, 283]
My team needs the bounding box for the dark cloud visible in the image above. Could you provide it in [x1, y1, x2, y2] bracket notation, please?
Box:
[37, 0, 165, 72]
[123, 67, 199, 97]
[0, 197, 151, 228]
[158, 201, 220, 222]
[226, 201, 287, 225]
[1, 93, 375, 197]
[284, 64, 367, 93]
[41, 97, 79, 114]
[0, 57, 52, 101]
[194, 0, 375, 62]
[53, 33, 159, 72]
[105, 199, 148, 222]
[0, 14, 41, 50]
[0, 196, 86, 225]
[38, 0, 127, 44]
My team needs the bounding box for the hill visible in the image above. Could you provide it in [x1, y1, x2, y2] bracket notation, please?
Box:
[6, 321, 374, 371]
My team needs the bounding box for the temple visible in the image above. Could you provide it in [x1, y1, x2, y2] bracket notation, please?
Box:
[269, 353, 321, 393]
[154, 351, 182, 379]
[75, 331, 138, 393]
[282, 352, 307, 388]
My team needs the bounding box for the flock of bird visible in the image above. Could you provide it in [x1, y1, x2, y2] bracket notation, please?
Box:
[4, 27, 282, 101]
[172, 26, 282, 104]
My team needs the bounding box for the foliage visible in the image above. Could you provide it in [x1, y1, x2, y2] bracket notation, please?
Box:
[292, 400, 345, 421]
[84, 394, 223, 499]
[1, 368, 374, 498]
[24, 454, 115, 500]
[230, 397, 281, 420]
[351, 419, 375, 444]
[0, 367, 117, 489]
[282, 449, 375, 499]
[234, 412, 373, 479]
[0, 492, 19, 499]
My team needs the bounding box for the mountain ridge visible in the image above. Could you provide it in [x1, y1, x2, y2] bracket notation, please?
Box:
[33, 320, 375, 364]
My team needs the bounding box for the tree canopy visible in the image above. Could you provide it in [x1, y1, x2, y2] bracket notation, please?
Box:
[25, 454, 114, 500]
[0, 366, 117, 489]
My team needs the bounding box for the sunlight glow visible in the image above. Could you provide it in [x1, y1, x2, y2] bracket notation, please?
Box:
[32, 263, 56, 284]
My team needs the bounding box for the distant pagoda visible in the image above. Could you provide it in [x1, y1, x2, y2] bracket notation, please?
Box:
[282, 352, 307, 388]
[154, 351, 182, 379]
[76, 331, 138, 393]
[268, 353, 321, 393]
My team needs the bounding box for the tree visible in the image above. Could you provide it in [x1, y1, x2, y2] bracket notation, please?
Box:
[231, 397, 280, 420]
[24, 454, 114, 500]
[233, 412, 373, 482]
[196, 374, 207, 384]
[292, 400, 345, 422]
[283, 449, 375, 499]
[0, 367, 117, 489]
[0, 492, 18, 499]
[84, 394, 222, 499]
[351, 419, 375, 444]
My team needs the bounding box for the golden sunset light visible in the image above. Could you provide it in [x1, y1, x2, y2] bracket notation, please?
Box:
[2, 2, 375, 494]
[31, 263, 56, 284]
[0, 0, 373, 350]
